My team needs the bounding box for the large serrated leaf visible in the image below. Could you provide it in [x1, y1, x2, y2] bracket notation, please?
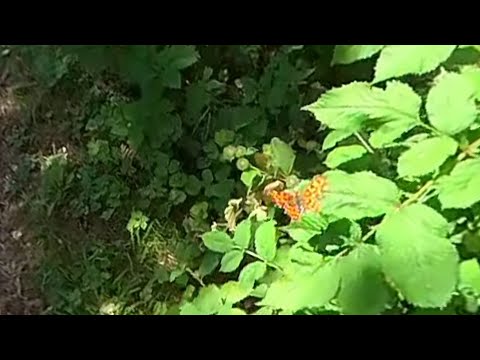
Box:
[192, 285, 223, 314]
[376, 204, 459, 308]
[331, 45, 384, 65]
[337, 244, 391, 315]
[437, 158, 480, 209]
[270, 137, 296, 175]
[426, 71, 477, 135]
[303, 81, 421, 132]
[322, 170, 401, 221]
[397, 136, 458, 178]
[325, 145, 367, 169]
[254, 220, 277, 262]
[373, 45, 457, 83]
[257, 263, 340, 312]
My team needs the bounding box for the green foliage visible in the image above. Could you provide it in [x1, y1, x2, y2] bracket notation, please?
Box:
[14, 44, 480, 315]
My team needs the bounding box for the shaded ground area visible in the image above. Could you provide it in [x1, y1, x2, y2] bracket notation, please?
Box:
[0, 84, 44, 314]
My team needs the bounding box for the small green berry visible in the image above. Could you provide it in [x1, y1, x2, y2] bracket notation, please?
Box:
[236, 158, 250, 171]
[285, 175, 300, 188]
[235, 145, 247, 158]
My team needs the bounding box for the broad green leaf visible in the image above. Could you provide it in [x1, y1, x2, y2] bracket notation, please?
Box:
[373, 45, 457, 83]
[284, 212, 329, 242]
[332, 45, 384, 65]
[460, 66, 480, 100]
[271, 137, 295, 175]
[233, 219, 252, 249]
[376, 204, 459, 308]
[397, 136, 458, 178]
[220, 249, 245, 273]
[193, 285, 223, 314]
[198, 251, 220, 278]
[322, 129, 354, 150]
[426, 71, 477, 135]
[325, 145, 367, 169]
[303, 81, 421, 131]
[337, 244, 391, 315]
[239, 261, 267, 288]
[369, 119, 418, 148]
[255, 220, 277, 262]
[201, 230, 234, 253]
[284, 227, 320, 243]
[459, 259, 480, 293]
[159, 45, 199, 70]
[221, 281, 251, 304]
[437, 158, 480, 209]
[185, 175, 202, 196]
[257, 263, 340, 312]
[250, 283, 268, 298]
[217, 307, 247, 315]
[322, 170, 401, 220]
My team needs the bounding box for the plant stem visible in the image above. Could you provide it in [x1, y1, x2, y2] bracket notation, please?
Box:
[245, 249, 283, 272]
[354, 132, 375, 154]
[457, 136, 480, 161]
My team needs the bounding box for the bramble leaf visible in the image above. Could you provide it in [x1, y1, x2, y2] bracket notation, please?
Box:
[376, 204, 459, 308]
[332, 45, 384, 65]
[201, 230, 234, 253]
[397, 136, 458, 178]
[373, 45, 457, 83]
[337, 244, 391, 315]
[426, 71, 477, 135]
[220, 249, 245, 273]
[254, 220, 277, 262]
[459, 259, 480, 293]
[437, 158, 480, 209]
[257, 263, 339, 312]
[303, 81, 421, 132]
[233, 219, 252, 249]
[322, 129, 354, 150]
[322, 170, 401, 220]
[239, 261, 267, 289]
[271, 137, 296, 175]
[325, 145, 367, 169]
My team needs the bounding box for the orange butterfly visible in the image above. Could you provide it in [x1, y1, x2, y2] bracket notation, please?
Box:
[268, 175, 328, 221]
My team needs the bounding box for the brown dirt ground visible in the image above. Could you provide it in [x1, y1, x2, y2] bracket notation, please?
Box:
[0, 82, 44, 314]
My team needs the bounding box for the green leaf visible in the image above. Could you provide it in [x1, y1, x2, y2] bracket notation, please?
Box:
[337, 244, 391, 315]
[322, 129, 354, 150]
[179, 303, 203, 315]
[373, 45, 457, 83]
[397, 136, 458, 178]
[332, 45, 384, 65]
[303, 81, 421, 132]
[459, 259, 480, 293]
[160, 45, 199, 70]
[233, 219, 252, 249]
[426, 71, 477, 135]
[251, 283, 269, 298]
[254, 307, 274, 315]
[193, 285, 223, 314]
[437, 158, 480, 209]
[271, 137, 296, 175]
[185, 175, 202, 196]
[241, 169, 259, 188]
[322, 170, 401, 221]
[239, 261, 267, 288]
[376, 204, 459, 308]
[254, 220, 277, 262]
[201, 230, 234, 253]
[220, 249, 245, 273]
[198, 252, 220, 278]
[369, 119, 418, 148]
[325, 145, 367, 169]
[217, 307, 247, 315]
[460, 66, 480, 100]
[257, 263, 340, 312]
[221, 281, 251, 304]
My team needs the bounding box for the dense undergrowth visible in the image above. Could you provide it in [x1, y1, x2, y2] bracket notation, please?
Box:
[3, 45, 480, 315]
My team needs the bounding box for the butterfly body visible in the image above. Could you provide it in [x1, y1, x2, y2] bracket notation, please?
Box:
[268, 175, 327, 221]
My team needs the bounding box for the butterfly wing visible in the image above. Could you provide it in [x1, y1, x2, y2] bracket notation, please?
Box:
[269, 190, 303, 221]
[299, 175, 328, 214]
